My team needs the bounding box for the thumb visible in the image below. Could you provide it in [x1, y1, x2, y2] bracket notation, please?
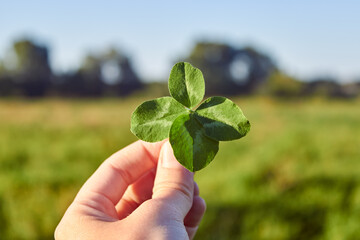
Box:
[152, 141, 194, 219]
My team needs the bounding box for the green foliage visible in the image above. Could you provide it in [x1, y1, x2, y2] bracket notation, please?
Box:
[131, 62, 250, 171]
[0, 98, 360, 239]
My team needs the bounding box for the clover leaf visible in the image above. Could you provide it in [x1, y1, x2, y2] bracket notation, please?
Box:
[195, 96, 251, 141]
[169, 113, 219, 171]
[169, 62, 205, 109]
[131, 97, 187, 142]
[130, 62, 250, 171]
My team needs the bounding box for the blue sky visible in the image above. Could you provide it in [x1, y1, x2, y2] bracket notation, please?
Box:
[1, 0, 359, 82]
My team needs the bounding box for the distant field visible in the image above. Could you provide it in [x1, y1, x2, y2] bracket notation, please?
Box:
[0, 97, 359, 240]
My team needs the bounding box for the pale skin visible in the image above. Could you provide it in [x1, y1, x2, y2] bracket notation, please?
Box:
[55, 140, 206, 240]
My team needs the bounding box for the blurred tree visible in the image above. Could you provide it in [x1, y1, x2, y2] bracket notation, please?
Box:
[262, 70, 304, 97]
[304, 77, 344, 98]
[0, 61, 15, 96]
[78, 54, 105, 96]
[100, 48, 142, 96]
[185, 42, 276, 95]
[58, 48, 142, 96]
[341, 82, 360, 98]
[11, 39, 52, 96]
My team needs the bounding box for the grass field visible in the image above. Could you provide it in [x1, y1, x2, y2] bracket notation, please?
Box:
[0, 97, 359, 239]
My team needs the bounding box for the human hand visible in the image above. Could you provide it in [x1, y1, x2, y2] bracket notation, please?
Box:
[55, 140, 206, 240]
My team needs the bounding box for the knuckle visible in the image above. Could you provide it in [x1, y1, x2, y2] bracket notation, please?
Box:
[154, 180, 193, 202]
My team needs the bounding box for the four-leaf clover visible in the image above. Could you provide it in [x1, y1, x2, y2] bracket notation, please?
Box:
[131, 62, 250, 171]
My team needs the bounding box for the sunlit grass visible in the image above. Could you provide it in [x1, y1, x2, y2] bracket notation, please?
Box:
[0, 97, 359, 239]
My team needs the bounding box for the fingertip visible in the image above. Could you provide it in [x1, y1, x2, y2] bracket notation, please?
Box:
[161, 141, 190, 170]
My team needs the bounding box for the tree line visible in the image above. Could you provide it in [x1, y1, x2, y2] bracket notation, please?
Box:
[0, 38, 359, 98]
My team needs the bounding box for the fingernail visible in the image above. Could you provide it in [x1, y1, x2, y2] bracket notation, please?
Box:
[162, 141, 182, 169]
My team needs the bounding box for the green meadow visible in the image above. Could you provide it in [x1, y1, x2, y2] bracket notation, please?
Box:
[0, 97, 359, 239]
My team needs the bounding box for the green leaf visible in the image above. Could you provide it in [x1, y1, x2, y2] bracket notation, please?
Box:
[168, 62, 205, 109]
[169, 113, 219, 171]
[130, 97, 187, 142]
[195, 96, 251, 141]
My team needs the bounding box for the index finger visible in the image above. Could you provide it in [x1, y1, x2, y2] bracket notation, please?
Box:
[75, 140, 165, 206]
